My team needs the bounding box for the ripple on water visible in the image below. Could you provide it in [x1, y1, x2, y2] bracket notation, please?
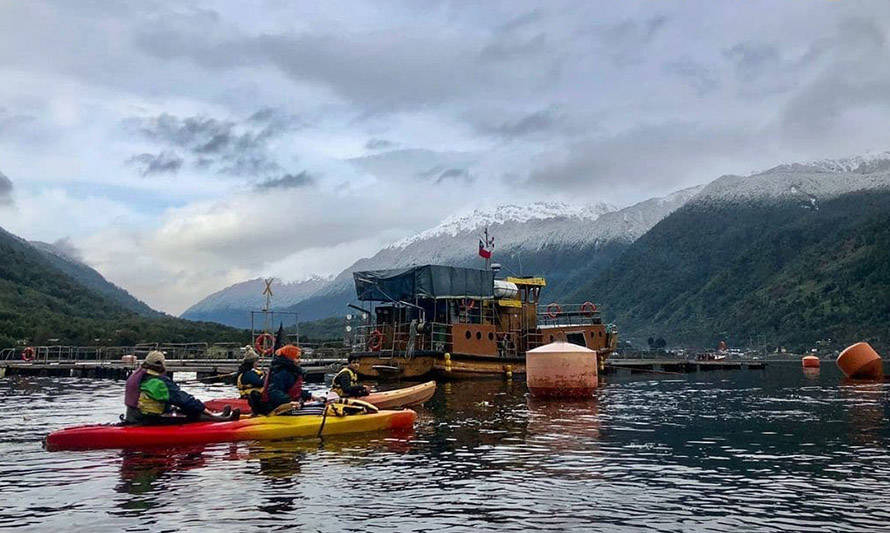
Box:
[2, 365, 890, 531]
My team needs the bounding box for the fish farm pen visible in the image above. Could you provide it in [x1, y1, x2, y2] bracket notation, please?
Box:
[0, 344, 347, 382]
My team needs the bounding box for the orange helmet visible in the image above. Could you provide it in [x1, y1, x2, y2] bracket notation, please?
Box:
[275, 344, 301, 361]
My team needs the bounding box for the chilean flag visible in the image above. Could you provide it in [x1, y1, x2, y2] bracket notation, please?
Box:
[478, 239, 492, 259]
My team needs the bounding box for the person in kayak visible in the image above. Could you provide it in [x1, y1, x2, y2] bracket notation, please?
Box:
[124, 351, 239, 425]
[264, 344, 314, 412]
[331, 355, 371, 398]
[235, 347, 264, 399]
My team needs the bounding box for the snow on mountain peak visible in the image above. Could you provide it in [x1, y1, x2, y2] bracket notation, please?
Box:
[390, 201, 617, 249]
[766, 150, 890, 175]
[694, 149, 890, 205]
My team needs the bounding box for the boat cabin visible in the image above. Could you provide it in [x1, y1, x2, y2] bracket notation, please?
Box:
[349, 265, 616, 366]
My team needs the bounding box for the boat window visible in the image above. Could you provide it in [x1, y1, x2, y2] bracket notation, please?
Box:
[566, 332, 587, 347]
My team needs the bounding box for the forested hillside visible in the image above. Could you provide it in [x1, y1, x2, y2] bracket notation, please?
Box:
[0, 227, 247, 347]
[573, 191, 890, 352]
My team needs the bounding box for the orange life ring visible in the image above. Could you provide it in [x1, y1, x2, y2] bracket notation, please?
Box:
[254, 333, 275, 356]
[546, 303, 561, 319]
[581, 301, 597, 316]
[368, 329, 384, 351]
[21, 346, 35, 361]
[462, 299, 476, 310]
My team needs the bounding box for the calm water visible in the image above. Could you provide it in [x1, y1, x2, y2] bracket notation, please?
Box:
[2, 363, 890, 532]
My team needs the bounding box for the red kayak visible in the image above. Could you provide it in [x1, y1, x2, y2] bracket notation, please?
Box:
[205, 380, 436, 415]
[45, 407, 416, 451]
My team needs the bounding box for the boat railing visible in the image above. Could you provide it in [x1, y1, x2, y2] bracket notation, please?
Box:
[536, 302, 602, 328]
[351, 322, 453, 356]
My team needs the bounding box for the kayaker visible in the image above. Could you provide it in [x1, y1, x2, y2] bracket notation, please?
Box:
[124, 351, 239, 425]
[235, 346, 264, 399]
[262, 344, 315, 413]
[331, 355, 371, 398]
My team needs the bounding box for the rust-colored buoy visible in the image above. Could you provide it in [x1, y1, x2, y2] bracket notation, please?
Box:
[836, 342, 883, 379]
[802, 355, 820, 368]
[526, 341, 597, 398]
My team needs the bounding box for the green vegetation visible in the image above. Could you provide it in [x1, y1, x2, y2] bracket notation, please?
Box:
[572, 191, 890, 353]
[295, 316, 344, 341]
[0, 227, 248, 348]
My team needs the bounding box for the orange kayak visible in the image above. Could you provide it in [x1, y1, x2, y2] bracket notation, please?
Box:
[205, 380, 436, 415]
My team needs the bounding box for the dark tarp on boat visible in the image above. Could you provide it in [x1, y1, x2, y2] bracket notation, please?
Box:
[353, 265, 494, 302]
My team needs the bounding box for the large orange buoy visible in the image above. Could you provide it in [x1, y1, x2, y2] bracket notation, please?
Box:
[802, 355, 820, 368]
[836, 342, 883, 379]
[526, 341, 597, 398]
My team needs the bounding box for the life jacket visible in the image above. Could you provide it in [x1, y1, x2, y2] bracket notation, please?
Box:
[137, 376, 169, 415]
[124, 368, 148, 408]
[325, 398, 378, 416]
[236, 368, 264, 398]
[287, 375, 304, 401]
[330, 367, 359, 397]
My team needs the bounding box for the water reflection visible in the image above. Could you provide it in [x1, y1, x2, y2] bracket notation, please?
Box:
[803, 367, 821, 379]
[5, 365, 890, 531]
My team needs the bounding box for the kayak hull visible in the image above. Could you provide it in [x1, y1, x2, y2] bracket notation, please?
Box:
[45, 409, 416, 451]
[205, 380, 436, 415]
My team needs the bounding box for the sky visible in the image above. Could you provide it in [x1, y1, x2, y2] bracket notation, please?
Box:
[2, 0, 890, 314]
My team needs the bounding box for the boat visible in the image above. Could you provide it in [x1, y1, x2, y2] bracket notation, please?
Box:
[346, 264, 618, 379]
[204, 380, 437, 415]
[44, 407, 417, 451]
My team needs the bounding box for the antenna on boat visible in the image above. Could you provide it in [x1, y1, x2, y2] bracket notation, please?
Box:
[262, 278, 274, 331]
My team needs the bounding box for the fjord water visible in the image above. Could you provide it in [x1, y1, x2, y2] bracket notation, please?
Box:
[2, 364, 889, 532]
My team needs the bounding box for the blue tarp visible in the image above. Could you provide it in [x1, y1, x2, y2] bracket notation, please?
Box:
[353, 265, 494, 302]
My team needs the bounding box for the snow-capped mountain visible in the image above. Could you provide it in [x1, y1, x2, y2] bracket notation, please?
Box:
[693, 151, 890, 206]
[392, 201, 616, 248]
[182, 191, 698, 326]
[181, 275, 330, 327]
[280, 188, 701, 322]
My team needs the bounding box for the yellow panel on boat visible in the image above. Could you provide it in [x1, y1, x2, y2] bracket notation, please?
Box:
[497, 299, 522, 308]
[506, 276, 547, 287]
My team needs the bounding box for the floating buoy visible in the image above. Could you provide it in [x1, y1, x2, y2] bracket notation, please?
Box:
[526, 341, 597, 398]
[802, 355, 820, 368]
[836, 342, 883, 379]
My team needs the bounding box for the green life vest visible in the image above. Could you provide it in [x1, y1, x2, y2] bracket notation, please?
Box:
[138, 376, 169, 415]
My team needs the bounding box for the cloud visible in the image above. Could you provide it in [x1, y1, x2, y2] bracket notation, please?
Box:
[48, 236, 83, 261]
[127, 151, 184, 176]
[0, 171, 12, 205]
[122, 110, 298, 178]
[434, 168, 473, 184]
[365, 138, 396, 150]
[723, 42, 780, 82]
[5, 1, 890, 315]
[255, 171, 314, 190]
[472, 107, 564, 139]
[664, 59, 719, 96]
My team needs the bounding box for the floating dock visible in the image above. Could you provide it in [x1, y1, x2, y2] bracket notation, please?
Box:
[0, 358, 346, 382]
[607, 359, 766, 373]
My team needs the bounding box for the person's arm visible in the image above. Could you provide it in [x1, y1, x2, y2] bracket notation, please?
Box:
[164, 377, 205, 415]
[244, 370, 264, 387]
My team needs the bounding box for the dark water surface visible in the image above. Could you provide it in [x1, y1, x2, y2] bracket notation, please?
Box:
[2, 363, 890, 532]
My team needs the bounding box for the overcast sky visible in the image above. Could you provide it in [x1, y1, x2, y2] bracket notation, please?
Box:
[2, 1, 890, 314]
